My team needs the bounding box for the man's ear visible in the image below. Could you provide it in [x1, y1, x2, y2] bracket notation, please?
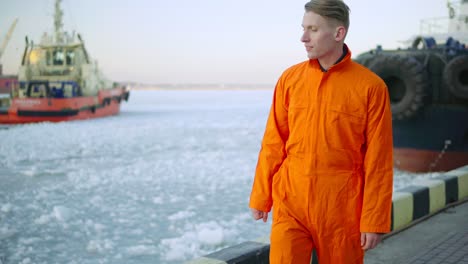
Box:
[335, 26, 346, 41]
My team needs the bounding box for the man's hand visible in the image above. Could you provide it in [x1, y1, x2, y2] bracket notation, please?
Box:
[361, 232, 383, 250]
[251, 208, 268, 222]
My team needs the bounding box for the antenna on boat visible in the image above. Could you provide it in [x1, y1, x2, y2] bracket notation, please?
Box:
[447, 1, 456, 19]
[54, 0, 64, 43]
[21, 36, 29, 66]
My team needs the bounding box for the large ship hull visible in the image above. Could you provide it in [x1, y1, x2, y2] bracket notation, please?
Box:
[393, 104, 468, 172]
[394, 148, 468, 172]
[0, 87, 129, 124]
[355, 32, 468, 173]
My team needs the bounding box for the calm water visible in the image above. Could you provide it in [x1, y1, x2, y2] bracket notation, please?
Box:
[0, 90, 437, 264]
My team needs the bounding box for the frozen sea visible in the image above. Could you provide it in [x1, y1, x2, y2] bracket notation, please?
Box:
[0, 89, 442, 264]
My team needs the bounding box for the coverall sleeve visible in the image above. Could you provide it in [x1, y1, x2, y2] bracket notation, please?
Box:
[249, 78, 289, 213]
[360, 83, 394, 233]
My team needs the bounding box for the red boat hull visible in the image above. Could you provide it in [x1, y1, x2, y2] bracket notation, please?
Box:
[0, 88, 129, 124]
[394, 148, 468, 173]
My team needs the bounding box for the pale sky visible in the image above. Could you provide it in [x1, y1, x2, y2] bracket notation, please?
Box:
[0, 0, 449, 85]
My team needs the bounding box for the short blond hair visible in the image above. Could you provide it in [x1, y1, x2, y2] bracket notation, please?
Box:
[304, 0, 350, 30]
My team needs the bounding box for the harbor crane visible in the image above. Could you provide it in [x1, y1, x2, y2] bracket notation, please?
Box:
[0, 18, 19, 74]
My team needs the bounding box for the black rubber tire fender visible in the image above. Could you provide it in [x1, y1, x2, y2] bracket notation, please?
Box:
[443, 54, 468, 99]
[368, 55, 429, 120]
[354, 53, 376, 67]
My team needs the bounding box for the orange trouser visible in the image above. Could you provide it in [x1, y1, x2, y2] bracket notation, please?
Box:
[270, 203, 364, 264]
[269, 171, 364, 264]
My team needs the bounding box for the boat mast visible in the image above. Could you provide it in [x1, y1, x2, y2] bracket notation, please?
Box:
[54, 0, 64, 44]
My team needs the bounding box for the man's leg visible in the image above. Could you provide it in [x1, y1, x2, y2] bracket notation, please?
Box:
[314, 230, 364, 263]
[270, 205, 314, 264]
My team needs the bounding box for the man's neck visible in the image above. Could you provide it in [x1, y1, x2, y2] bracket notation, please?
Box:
[318, 45, 347, 72]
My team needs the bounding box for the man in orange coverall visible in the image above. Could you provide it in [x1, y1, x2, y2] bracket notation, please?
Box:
[249, 0, 393, 263]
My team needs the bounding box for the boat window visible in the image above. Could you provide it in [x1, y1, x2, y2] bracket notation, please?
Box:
[53, 49, 65, 65]
[66, 50, 75, 65]
[63, 83, 75, 97]
[30, 83, 48, 98]
[28, 50, 40, 65]
[50, 82, 64, 98]
[46, 50, 52, 65]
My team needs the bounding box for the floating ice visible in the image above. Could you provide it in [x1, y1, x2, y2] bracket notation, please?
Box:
[152, 197, 163, 204]
[168, 210, 195, 221]
[34, 214, 51, 225]
[126, 245, 158, 256]
[52, 206, 72, 222]
[160, 233, 198, 261]
[197, 221, 224, 246]
[93, 223, 106, 233]
[195, 194, 206, 202]
[169, 195, 182, 203]
[22, 170, 36, 177]
[19, 237, 41, 245]
[0, 226, 17, 240]
[19, 258, 31, 264]
[1, 203, 12, 213]
[86, 239, 113, 254]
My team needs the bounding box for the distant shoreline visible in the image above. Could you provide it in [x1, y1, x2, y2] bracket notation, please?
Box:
[127, 85, 274, 91]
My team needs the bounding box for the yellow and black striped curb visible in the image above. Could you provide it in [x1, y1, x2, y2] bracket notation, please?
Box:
[186, 165, 468, 264]
[391, 165, 468, 230]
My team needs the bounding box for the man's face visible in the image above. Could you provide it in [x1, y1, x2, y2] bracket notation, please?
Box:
[301, 11, 339, 60]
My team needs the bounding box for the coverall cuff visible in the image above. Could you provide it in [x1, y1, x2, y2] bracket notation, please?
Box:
[360, 225, 391, 234]
[249, 198, 272, 213]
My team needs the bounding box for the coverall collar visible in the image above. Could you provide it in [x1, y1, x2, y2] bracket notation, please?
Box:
[314, 44, 351, 72]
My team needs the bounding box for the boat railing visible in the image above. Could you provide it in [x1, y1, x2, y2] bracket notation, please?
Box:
[420, 17, 451, 35]
[38, 67, 72, 76]
[418, 0, 468, 44]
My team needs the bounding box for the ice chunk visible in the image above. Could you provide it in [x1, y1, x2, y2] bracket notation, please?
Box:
[126, 245, 158, 256]
[19, 237, 41, 245]
[0, 226, 17, 240]
[197, 223, 224, 246]
[160, 233, 198, 261]
[19, 258, 31, 264]
[93, 223, 106, 233]
[1, 203, 12, 213]
[87, 240, 102, 254]
[168, 211, 195, 221]
[34, 214, 51, 225]
[152, 197, 163, 204]
[53, 206, 72, 222]
[22, 169, 36, 177]
[195, 194, 205, 202]
[169, 195, 181, 203]
[86, 239, 113, 254]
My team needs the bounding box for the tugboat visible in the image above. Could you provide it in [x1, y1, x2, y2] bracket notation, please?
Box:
[0, 0, 129, 124]
[355, 0, 468, 172]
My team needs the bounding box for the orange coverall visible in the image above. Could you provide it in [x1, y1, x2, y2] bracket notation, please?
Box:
[249, 48, 393, 264]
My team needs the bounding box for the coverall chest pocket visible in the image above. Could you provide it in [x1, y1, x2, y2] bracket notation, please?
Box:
[326, 105, 366, 151]
[287, 105, 307, 156]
